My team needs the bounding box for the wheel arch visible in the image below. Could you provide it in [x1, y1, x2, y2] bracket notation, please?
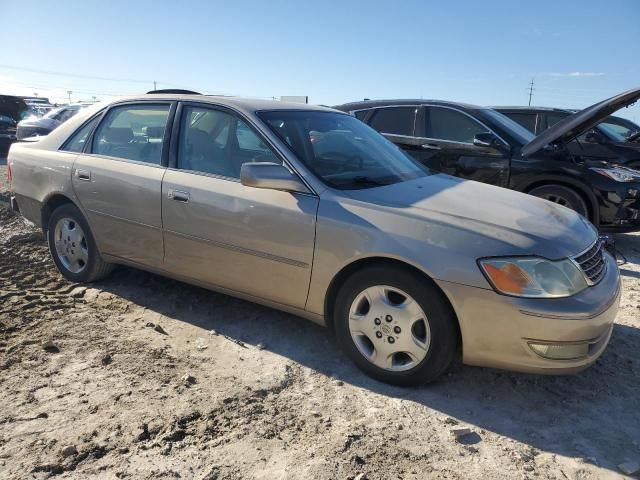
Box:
[516, 176, 599, 225]
[41, 193, 79, 234]
[323, 256, 462, 349]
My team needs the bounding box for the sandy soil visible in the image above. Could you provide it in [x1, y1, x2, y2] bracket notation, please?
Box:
[1, 176, 639, 479]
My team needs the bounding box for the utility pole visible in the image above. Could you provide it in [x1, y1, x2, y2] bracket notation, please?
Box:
[153, 80, 157, 90]
[527, 78, 535, 106]
[67, 90, 72, 104]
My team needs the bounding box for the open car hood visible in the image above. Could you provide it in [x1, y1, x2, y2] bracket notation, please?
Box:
[521, 87, 640, 157]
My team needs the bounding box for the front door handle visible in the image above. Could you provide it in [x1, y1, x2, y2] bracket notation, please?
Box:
[75, 169, 91, 181]
[421, 143, 441, 150]
[168, 189, 190, 203]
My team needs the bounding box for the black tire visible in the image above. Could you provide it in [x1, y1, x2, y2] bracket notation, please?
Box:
[47, 204, 114, 283]
[333, 265, 459, 386]
[528, 184, 589, 219]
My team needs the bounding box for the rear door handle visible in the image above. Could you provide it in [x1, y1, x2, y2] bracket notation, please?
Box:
[421, 143, 441, 150]
[168, 189, 190, 203]
[75, 169, 91, 181]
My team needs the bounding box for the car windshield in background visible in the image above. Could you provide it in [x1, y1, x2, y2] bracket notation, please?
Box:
[480, 109, 536, 145]
[598, 121, 631, 143]
[257, 111, 428, 189]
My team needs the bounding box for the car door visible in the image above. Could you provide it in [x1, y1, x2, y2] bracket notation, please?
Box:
[410, 106, 510, 187]
[161, 103, 318, 309]
[71, 102, 174, 268]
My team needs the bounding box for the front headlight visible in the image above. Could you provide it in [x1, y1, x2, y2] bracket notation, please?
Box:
[590, 167, 640, 182]
[479, 257, 588, 298]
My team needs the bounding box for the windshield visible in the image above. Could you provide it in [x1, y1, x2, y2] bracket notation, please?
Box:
[257, 110, 428, 189]
[479, 109, 536, 145]
[43, 106, 66, 119]
[597, 122, 628, 143]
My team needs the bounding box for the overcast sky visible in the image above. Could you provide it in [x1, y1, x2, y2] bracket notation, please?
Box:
[1, 0, 639, 120]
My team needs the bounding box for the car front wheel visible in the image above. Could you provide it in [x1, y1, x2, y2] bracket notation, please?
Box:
[334, 265, 458, 386]
[47, 204, 114, 283]
[529, 184, 589, 219]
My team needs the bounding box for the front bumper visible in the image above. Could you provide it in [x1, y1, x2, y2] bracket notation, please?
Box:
[437, 251, 620, 374]
[593, 180, 640, 231]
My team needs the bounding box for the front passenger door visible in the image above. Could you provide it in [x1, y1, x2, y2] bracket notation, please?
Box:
[415, 106, 510, 187]
[162, 104, 318, 309]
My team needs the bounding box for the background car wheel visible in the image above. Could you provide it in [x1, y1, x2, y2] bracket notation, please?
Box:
[47, 204, 114, 283]
[529, 185, 589, 219]
[334, 265, 458, 386]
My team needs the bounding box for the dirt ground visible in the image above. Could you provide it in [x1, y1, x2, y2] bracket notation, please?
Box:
[1, 163, 640, 479]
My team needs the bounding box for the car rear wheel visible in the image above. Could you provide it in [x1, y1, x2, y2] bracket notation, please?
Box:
[529, 185, 589, 219]
[47, 204, 114, 283]
[334, 265, 458, 386]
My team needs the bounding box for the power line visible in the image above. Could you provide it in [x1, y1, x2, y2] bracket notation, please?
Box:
[527, 78, 535, 106]
[0, 63, 154, 84]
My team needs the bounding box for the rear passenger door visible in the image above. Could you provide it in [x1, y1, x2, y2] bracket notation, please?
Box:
[71, 102, 174, 268]
[366, 106, 423, 156]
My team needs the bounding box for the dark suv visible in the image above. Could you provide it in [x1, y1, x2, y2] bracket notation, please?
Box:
[0, 95, 28, 156]
[495, 107, 640, 169]
[334, 88, 640, 231]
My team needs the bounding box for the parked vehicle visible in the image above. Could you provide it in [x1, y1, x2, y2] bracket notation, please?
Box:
[495, 107, 640, 169]
[8, 93, 620, 385]
[0, 95, 29, 156]
[16, 104, 85, 140]
[334, 88, 640, 231]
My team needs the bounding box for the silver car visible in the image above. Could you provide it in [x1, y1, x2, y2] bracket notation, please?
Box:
[7, 93, 620, 385]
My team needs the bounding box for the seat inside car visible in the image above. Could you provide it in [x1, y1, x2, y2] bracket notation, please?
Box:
[181, 127, 233, 176]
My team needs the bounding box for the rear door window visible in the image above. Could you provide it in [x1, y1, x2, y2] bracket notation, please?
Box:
[546, 112, 569, 128]
[61, 115, 101, 153]
[504, 113, 537, 133]
[91, 104, 171, 165]
[426, 106, 488, 143]
[369, 107, 417, 136]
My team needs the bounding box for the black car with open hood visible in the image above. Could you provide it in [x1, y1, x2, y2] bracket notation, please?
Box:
[494, 106, 640, 169]
[334, 87, 640, 231]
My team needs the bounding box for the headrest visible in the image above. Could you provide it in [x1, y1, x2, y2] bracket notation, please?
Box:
[104, 127, 133, 143]
[145, 126, 165, 139]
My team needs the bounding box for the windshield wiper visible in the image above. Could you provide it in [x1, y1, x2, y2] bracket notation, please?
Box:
[330, 175, 392, 188]
[347, 176, 391, 187]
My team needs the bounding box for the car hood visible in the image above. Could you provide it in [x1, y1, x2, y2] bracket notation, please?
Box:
[18, 117, 59, 129]
[522, 87, 640, 157]
[345, 174, 598, 260]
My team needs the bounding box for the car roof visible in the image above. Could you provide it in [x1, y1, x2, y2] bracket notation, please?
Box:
[492, 106, 573, 113]
[333, 99, 483, 111]
[108, 94, 338, 116]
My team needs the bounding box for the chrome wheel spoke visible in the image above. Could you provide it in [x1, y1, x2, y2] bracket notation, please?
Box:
[398, 297, 424, 323]
[371, 347, 394, 369]
[348, 312, 369, 336]
[396, 330, 429, 362]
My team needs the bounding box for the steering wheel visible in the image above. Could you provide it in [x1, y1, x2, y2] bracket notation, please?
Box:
[339, 154, 364, 173]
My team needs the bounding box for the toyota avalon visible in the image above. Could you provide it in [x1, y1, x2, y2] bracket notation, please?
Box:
[7, 92, 620, 385]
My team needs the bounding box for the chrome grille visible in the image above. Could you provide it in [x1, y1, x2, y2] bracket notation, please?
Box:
[573, 241, 606, 285]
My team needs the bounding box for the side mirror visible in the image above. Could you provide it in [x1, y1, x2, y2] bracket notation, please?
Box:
[473, 132, 501, 148]
[240, 162, 310, 194]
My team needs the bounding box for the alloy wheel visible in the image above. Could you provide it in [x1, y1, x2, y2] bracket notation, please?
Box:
[348, 285, 431, 371]
[53, 217, 89, 274]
